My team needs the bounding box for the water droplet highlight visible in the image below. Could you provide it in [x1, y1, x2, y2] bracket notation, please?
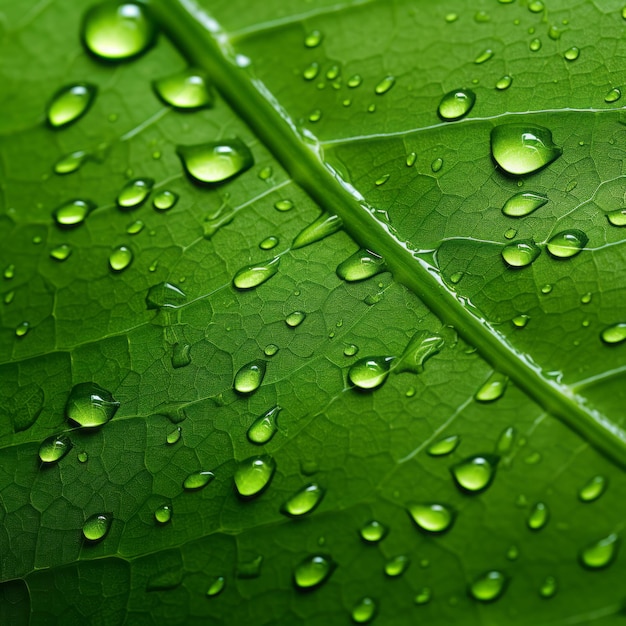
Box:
[47, 83, 97, 128]
[282, 483, 325, 517]
[408, 503, 455, 534]
[502, 192, 548, 217]
[233, 256, 279, 290]
[177, 139, 253, 185]
[234, 455, 276, 498]
[38, 434, 72, 463]
[491, 124, 561, 175]
[502, 240, 541, 268]
[234, 360, 266, 395]
[247, 405, 280, 444]
[53, 199, 95, 227]
[451, 454, 498, 493]
[438, 88, 476, 121]
[66, 382, 119, 428]
[547, 230, 588, 259]
[348, 356, 394, 390]
[82, 512, 112, 542]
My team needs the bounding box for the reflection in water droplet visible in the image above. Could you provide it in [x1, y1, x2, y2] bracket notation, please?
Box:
[527, 502, 549, 530]
[580, 533, 620, 569]
[154, 503, 172, 524]
[438, 88, 476, 121]
[292, 212, 342, 249]
[53, 199, 96, 227]
[177, 139, 253, 185]
[233, 257, 280, 290]
[408, 503, 455, 533]
[360, 520, 387, 543]
[66, 382, 119, 428]
[502, 192, 548, 217]
[352, 597, 377, 624]
[117, 178, 154, 209]
[469, 571, 508, 602]
[579, 475, 607, 502]
[82, 513, 112, 542]
[247, 405, 281, 444]
[502, 240, 541, 268]
[282, 483, 325, 517]
[38, 434, 73, 463]
[183, 470, 215, 491]
[475, 372, 508, 402]
[47, 83, 97, 128]
[336, 249, 386, 282]
[491, 124, 561, 175]
[153, 69, 212, 110]
[109, 245, 133, 272]
[348, 356, 394, 390]
[427, 435, 460, 457]
[293, 554, 335, 589]
[234, 360, 267, 395]
[451, 454, 498, 493]
[547, 230, 588, 258]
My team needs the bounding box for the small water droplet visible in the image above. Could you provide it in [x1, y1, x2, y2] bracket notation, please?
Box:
[406, 151, 417, 167]
[469, 571, 508, 602]
[541, 283, 553, 294]
[512, 314, 529, 328]
[474, 48, 494, 64]
[303, 62, 320, 80]
[384, 555, 409, 577]
[451, 454, 498, 493]
[352, 597, 377, 624]
[258, 166, 272, 181]
[347, 74, 362, 88]
[495, 75, 513, 90]
[474, 10, 490, 22]
[183, 470, 215, 491]
[308, 108, 322, 123]
[547, 229, 588, 258]
[166, 426, 181, 445]
[529, 38, 542, 51]
[292, 212, 342, 249]
[502, 240, 541, 268]
[348, 356, 394, 390]
[126, 219, 144, 235]
[304, 29, 322, 48]
[524, 451, 542, 465]
[491, 124, 561, 175]
[177, 139, 253, 185]
[375, 174, 390, 186]
[414, 587, 432, 605]
[293, 554, 335, 589]
[154, 503, 172, 524]
[343, 344, 359, 357]
[527, 502, 549, 530]
[53, 199, 96, 227]
[564, 46, 580, 61]
[66, 382, 119, 428]
[360, 520, 387, 543]
[336, 249, 386, 282]
[38, 434, 73, 463]
[581, 292, 592, 304]
[146, 282, 186, 309]
[604, 87, 621, 103]
[234, 360, 267, 395]
[431, 157, 443, 172]
[205, 576, 225, 598]
[281, 483, 325, 517]
[580, 533, 620, 569]
[82, 512, 112, 542]
[579, 475, 607, 502]
[47, 83, 97, 128]
[153, 190, 178, 211]
[264, 343, 279, 357]
[233, 256, 280, 290]
[78, 451, 88, 463]
[539, 575, 557, 598]
[117, 177, 154, 209]
[528, 0, 545, 11]
[4, 291, 15, 304]
[274, 199, 293, 212]
[50, 244, 72, 262]
[259, 235, 279, 250]
[427, 435, 460, 457]
[438, 88, 476, 121]
[247, 405, 281, 444]
[234, 455, 276, 498]
[506, 545, 519, 561]
[15, 321, 30, 337]
[374, 75, 395, 94]
[82, 1, 157, 61]
[54, 150, 89, 175]
[548, 25, 561, 40]
[109, 245, 133, 272]
[408, 503, 455, 533]
[3, 264, 15, 280]
[496, 427, 516, 454]
[285, 311, 306, 328]
[153, 69, 212, 110]
[171, 342, 191, 369]
[475, 372, 508, 402]
[502, 192, 548, 217]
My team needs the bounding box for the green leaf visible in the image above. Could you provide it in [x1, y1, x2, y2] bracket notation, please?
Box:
[2, 0, 626, 624]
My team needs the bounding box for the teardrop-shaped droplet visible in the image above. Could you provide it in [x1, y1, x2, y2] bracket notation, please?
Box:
[38, 434, 73, 463]
[54, 150, 89, 175]
[580, 533, 620, 569]
[512, 314, 529, 328]
[384, 555, 410, 577]
[53, 199, 96, 227]
[47, 83, 97, 128]
[360, 520, 387, 543]
[259, 236, 279, 250]
[437, 88, 476, 121]
[117, 177, 154, 209]
[375, 75, 395, 94]
[171, 342, 191, 369]
[491, 124, 561, 175]
[126, 219, 144, 235]
[395, 331, 444, 375]
[206, 576, 225, 597]
[183, 470, 215, 491]
[547, 229, 588, 259]
[337, 249, 386, 282]
[166, 426, 181, 445]
[579, 475, 607, 502]
[281, 483, 325, 517]
[539, 575, 557, 598]
[495, 75, 513, 90]
[292, 212, 342, 249]
[145, 282, 186, 309]
[304, 29, 322, 47]
[285, 311, 306, 328]
[233, 256, 280, 290]
[474, 48, 494, 64]
[348, 356, 394, 390]
[177, 139, 253, 185]
[427, 435, 460, 457]
[153, 190, 178, 211]
[601, 323, 626, 345]
[82, 512, 112, 542]
[234, 455, 276, 498]
[234, 360, 267, 395]
[153, 69, 213, 110]
[154, 503, 172, 524]
[475, 372, 508, 402]
[50, 244, 72, 262]
[352, 597, 377, 624]
[527, 502, 549, 530]
[502, 192, 548, 217]
[502, 240, 541, 268]
[247, 405, 281, 444]
[451, 454, 498, 493]
[564, 46, 580, 61]
[15, 321, 30, 337]
[293, 554, 335, 589]
[496, 426, 516, 454]
[408, 503, 455, 534]
[109, 245, 133, 272]
[469, 571, 508, 602]
[605, 87, 622, 103]
[303, 62, 319, 80]
[82, 1, 157, 61]
[66, 382, 119, 428]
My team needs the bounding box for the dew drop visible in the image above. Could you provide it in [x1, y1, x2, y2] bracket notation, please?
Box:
[294, 554, 335, 589]
[384, 555, 409, 577]
[406, 151, 417, 166]
[581, 292, 592, 304]
[53, 199, 95, 227]
[234, 455, 276, 498]
[502, 240, 541, 268]
[258, 166, 272, 181]
[4, 291, 15, 305]
[352, 597, 377, 624]
[117, 177, 154, 209]
[66, 382, 119, 428]
[491, 124, 561, 175]
[427, 435, 460, 457]
[206, 576, 225, 597]
[601, 323, 626, 345]
[374, 75, 395, 94]
[348, 356, 394, 390]
[512, 314, 529, 328]
[304, 29, 322, 48]
[38, 434, 73, 463]
[474, 49, 494, 64]
[126, 219, 144, 235]
[109, 245, 133, 272]
[50, 244, 72, 262]
[183, 470, 215, 491]
[233, 257, 280, 290]
[606, 209, 626, 226]
[495, 75, 513, 90]
[47, 83, 97, 128]
[438, 88, 476, 121]
[451, 454, 498, 493]
[303, 62, 320, 80]
[414, 587, 432, 605]
[408, 503, 455, 533]
[78, 451, 89, 463]
[605, 87, 621, 103]
[502, 191, 548, 217]
[166, 426, 181, 445]
[285, 311, 306, 328]
[347, 74, 362, 88]
[15, 321, 30, 337]
[548, 25, 561, 40]
[54, 150, 88, 175]
[527, 502, 549, 530]
[292, 212, 342, 249]
[539, 575, 557, 598]
[395, 331, 444, 375]
[171, 342, 191, 368]
[475, 372, 508, 402]
[82, 512, 112, 542]
[564, 46, 580, 61]
[496, 427, 516, 454]
[145, 282, 186, 309]
[529, 38, 542, 51]
[528, 0, 545, 11]
[546, 229, 588, 259]
[153, 69, 212, 110]
[431, 157, 443, 172]
[259, 235, 279, 250]
[282, 483, 325, 517]
[264, 343, 279, 357]
[343, 344, 359, 357]
[580, 533, 620, 569]
[360, 520, 387, 543]
[234, 360, 266, 395]
[308, 109, 322, 123]
[336, 249, 386, 282]
[247, 405, 280, 444]
[375, 174, 390, 186]
[153, 190, 178, 211]
[274, 199, 293, 212]
[154, 503, 172, 524]
[177, 139, 253, 185]
[579, 475, 607, 502]
[469, 571, 508, 602]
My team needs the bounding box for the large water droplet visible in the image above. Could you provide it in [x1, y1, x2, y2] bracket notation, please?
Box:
[154, 503, 172, 524]
[360, 520, 387, 543]
[451, 454, 498, 493]
[234, 360, 267, 395]
[234, 455, 276, 498]
[82, 512, 113, 542]
[82, 1, 157, 61]
[109, 245, 133, 272]
[153, 69, 213, 110]
[53, 199, 96, 227]
[502, 192, 548, 217]
[527, 502, 549, 530]
[146, 282, 186, 309]
[580, 533, 620, 569]
[546, 229, 588, 259]
[475, 372, 508, 402]
[384, 555, 410, 577]
[348, 356, 394, 390]
[579, 475, 607, 502]
[408, 503, 455, 534]
[66, 382, 119, 428]
[601, 323, 626, 345]
[293, 555, 335, 589]
[47, 83, 97, 128]
[233, 256, 280, 290]
[469, 571, 508, 602]
[247, 405, 280, 444]
[427, 435, 460, 456]
[292, 212, 342, 249]
[38, 434, 72, 463]
[352, 597, 377, 624]
[281, 483, 325, 517]
[438, 88, 476, 121]
[502, 240, 541, 267]
[337, 249, 386, 282]
[183, 470, 215, 491]
[177, 139, 253, 185]
[117, 177, 154, 209]
[491, 124, 561, 175]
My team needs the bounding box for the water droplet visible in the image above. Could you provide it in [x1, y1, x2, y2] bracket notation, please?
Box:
[548, 25, 561, 40]
[166, 426, 181, 445]
[406, 151, 417, 166]
[304, 29, 322, 48]
[408, 502, 455, 534]
[247, 405, 281, 444]
[469, 571, 508, 602]
[451, 454, 498, 493]
[50, 244, 72, 262]
[233, 256, 280, 290]
[547, 229, 588, 259]
[292, 212, 342, 249]
[153, 190, 178, 211]
[177, 139, 253, 185]
[529, 38, 542, 51]
[527, 502, 549, 530]
[77, 451, 88, 463]
[601, 323, 626, 345]
[491, 124, 561, 175]
[496, 427, 516, 454]
[258, 166, 272, 180]
[117, 178, 154, 211]
[506, 545, 519, 561]
[258, 235, 279, 250]
[154, 503, 172, 524]
[206, 576, 225, 597]
[438, 88, 476, 121]
[414, 587, 432, 605]
[126, 219, 144, 235]
[348, 356, 394, 390]
[234, 455, 276, 498]
[395, 331, 444, 374]
[512, 314, 529, 328]
[82, 512, 112, 542]
[53, 199, 95, 227]
[528, 0, 544, 11]
[153, 69, 212, 110]
[285, 311, 306, 328]
[375, 174, 390, 186]
[605, 87, 621, 103]
[495, 75, 513, 90]
[581, 292, 592, 304]
[431, 157, 443, 172]
[82, 1, 157, 61]
[445, 12, 458, 22]
[502, 191, 548, 217]
[352, 597, 377, 624]
[606, 209, 626, 226]
[308, 109, 322, 123]
[281, 483, 325, 517]
[474, 10, 490, 22]
[504, 228, 517, 240]
[427, 435, 460, 457]
[4, 290, 15, 304]
[183, 470, 215, 491]
[374, 75, 395, 94]
[294, 554, 335, 589]
[564, 46, 580, 61]
[47, 83, 97, 128]
[66, 382, 119, 428]
[146, 282, 186, 309]
[475, 372, 508, 402]
[274, 199, 293, 212]
[502, 240, 541, 268]
[367, 103, 376, 113]
[580, 533, 620, 569]
[336, 249, 386, 282]
[15, 321, 30, 337]
[384, 555, 409, 577]
[38, 434, 72, 463]
[264, 343, 279, 357]
[54, 150, 88, 175]
[109, 245, 133, 272]
[360, 520, 387, 543]
[474, 49, 494, 64]
[347, 74, 362, 88]
[539, 575, 557, 598]
[579, 475, 607, 502]
[303, 62, 320, 80]
[343, 344, 359, 357]
[234, 360, 267, 395]
[171, 342, 191, 369]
